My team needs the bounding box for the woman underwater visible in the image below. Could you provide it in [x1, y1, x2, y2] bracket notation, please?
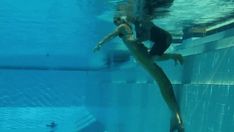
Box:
[93, 16, 184, 132]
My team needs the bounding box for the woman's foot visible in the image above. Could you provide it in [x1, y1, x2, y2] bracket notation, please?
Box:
[170, 113, 184, 132]
[172, 54, 184, 65]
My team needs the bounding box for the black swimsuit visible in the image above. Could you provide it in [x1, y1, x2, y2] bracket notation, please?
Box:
[134, 20, 172, 56]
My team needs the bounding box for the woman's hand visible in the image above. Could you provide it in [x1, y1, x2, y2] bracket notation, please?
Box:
[93, 43, 102, 53]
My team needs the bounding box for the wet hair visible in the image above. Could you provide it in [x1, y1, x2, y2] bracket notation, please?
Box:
[113, 16, 130, 26]
[113, 16, 122, 24]
[113, 16, 133, 38]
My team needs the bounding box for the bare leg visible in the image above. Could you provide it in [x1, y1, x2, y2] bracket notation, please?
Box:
[129, 42, 184, 131]
[145, 63, 184, 132]
[152, 55, 185, 131]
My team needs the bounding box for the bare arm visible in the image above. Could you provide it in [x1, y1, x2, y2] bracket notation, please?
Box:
[93, 26, 123, 52]
[98, 29, 119, 45]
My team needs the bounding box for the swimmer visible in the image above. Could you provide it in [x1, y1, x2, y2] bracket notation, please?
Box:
[93, 16, 184, 132]
[126, 15, 183, 65]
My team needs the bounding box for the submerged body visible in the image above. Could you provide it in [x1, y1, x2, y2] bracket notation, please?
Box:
[94, 20, 184, 131]
[123, 39, 184, 132]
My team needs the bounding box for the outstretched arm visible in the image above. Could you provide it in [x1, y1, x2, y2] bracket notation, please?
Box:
[93, 28, 120, 52]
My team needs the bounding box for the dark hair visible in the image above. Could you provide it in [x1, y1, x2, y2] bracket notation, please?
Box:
[113, 16, 121, 21]
[113, 16, 122, 24]
[113, 16, 130, 25]
[114, 16, 132, 31]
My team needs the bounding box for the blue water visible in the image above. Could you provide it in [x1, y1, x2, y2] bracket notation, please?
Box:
[0, 0, 234, 132]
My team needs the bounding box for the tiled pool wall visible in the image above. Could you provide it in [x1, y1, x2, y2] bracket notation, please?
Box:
[0, 29, 234, 132]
